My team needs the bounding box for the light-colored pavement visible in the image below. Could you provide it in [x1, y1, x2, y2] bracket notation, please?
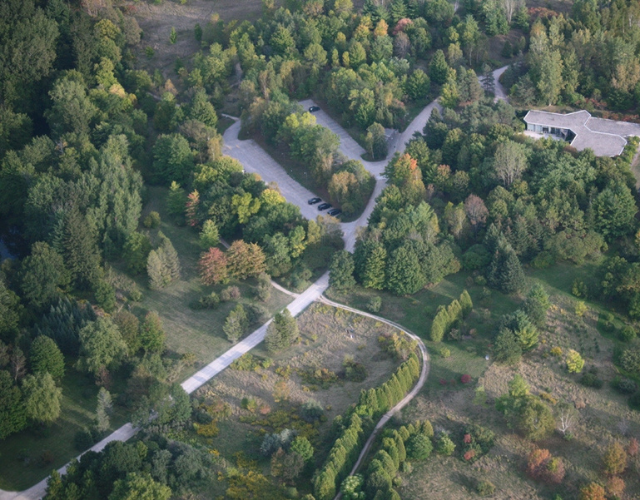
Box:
[318, 296, 429, 500]
[222, 118, 321, 221]
[479, 65, 509, 102]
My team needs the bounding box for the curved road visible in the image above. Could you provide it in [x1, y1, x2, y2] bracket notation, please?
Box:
[318, 296, 429, 500]
[0, 91, 451, 499]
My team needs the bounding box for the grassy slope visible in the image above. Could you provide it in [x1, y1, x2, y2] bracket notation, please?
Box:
[0, 372, 128, 491]
[0, 187, 293, 492]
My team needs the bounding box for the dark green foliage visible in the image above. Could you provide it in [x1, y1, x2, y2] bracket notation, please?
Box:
[330, 250, 356, 292]
[63, 210, 102, 290]
[459, 290, 473, 318]
[223, 304, 249, 343]
[35, 297, 96, 355]
[123, 232, 152, 276]
[522, 284, 550, 327]
[20, 242, 69, 309]
[152, 134, 194, 185]
[22, 372, 62, 424]
[0, 369, 27, 439]
[498, 310, 538, 351]
[77, 317, 128, 376]
[429, 50, 449, 85]
[493, 329, 522, 364]
[139, 311, 165, 353]
[406, 433, 432, 460]
[30, 336, 64, 381]
[93, 279, 116, 312]
[300, 399, 324, 422]
[265, 308, 299, 353]
[386, 244, 425, 295]
[487, 240, 526, 294]
[0, 278, 21, 343]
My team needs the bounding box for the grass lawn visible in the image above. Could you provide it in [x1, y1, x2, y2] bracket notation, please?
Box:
[0, 371, 129, 491]
[182, 302, 409, 496]
[121, 186, 294, 378]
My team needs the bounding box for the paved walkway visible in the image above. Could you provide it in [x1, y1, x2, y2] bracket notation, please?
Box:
[0, 96, 443, 500]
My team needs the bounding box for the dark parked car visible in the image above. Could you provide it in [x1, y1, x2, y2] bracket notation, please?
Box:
[328, 208, 342, 217]
[308, 197, 321, 205]
[308, 105, 320, 112]
[318, 203, 332, 211]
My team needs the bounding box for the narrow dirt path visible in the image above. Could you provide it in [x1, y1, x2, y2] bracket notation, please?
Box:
[317, 296, 429, 500]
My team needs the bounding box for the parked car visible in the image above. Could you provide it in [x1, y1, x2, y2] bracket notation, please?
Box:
[308, 105, 320, 112]
[328, 208, 342, 217]
[318, 202, 332, 211]
[308, 197, 321, 205]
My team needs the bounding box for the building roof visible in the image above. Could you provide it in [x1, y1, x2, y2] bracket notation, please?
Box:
[523, 110, 640, 156]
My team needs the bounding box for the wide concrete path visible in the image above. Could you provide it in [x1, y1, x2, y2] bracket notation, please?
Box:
[0, 272, 329, 500]
[0, 96, 444, 500]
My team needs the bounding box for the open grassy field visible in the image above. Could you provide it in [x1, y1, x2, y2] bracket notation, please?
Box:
[185, 302, 409, 497]
[0, 371, 129, 491]
[329, 258, 640, 499]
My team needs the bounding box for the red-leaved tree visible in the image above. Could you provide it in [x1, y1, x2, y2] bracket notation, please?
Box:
[199, 248, 228, 285]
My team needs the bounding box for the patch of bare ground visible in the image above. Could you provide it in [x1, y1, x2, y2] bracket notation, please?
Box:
[126, 0, 263, 76]
[194, 303, 405, 458]
[398, 293, 640, 499]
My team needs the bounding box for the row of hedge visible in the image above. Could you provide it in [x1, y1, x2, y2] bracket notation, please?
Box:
[430, 290, 473, 342]
[312, 353, 421, 500]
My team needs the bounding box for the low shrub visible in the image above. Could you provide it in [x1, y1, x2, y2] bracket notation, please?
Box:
[366, 296, 382, 313]
[619, 326, 637, 343]
[612, 377, 637, 395]
[460, 374, 472, 384]
[143, 211, 161, 228]
[477, 480, 495, 496]
[220, 286, 241, 301]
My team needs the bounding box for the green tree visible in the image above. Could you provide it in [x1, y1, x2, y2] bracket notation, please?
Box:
[0, 370, 26, 438]
[139, 312, 165, 353]
[494, 329, 522, 364]
[429, 50, 449, 84]
[291, 436, 314, 462]
[271, 26, 296, 56]
[223, 304, 249, 343]
[63, 210, 102, 290]
[167, 181, 187, 217]
[189, 89, 218, 128]
[22, 372, 62, 424]
[265, 308, 299, 353]
[96, 387, 112, 433]
[406, 69, 430, 101]
[30, 336, 64, 381]
[194, 23, 202, 42]
[537, 50, 564, 105]
[593, 179, 637, 240]
[199, 219, 219, 249]
[386, 244, 426, 295]
[152, 134, 194, 185]
[330, 251, 356, 292]
[20, 242, 69, 308]
[565, 349, 585, 373]
[436, 433, 456, 455]
[109, 472, 172, 500]
[45, 78, 97, 138]
[406, 433, 433, 460]
[77, 318, 128, 376]
[123, 232, 152, 276]
[493, 140, 528, 187]
[364, 122, 388, 160]
[522, 283, 550, 327]
[460, 290, 473, 318]
[169, 27, 177, 44]
[362, 244, 387, 290]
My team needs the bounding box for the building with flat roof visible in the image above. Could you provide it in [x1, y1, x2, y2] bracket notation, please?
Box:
[523, 110, 640, 157]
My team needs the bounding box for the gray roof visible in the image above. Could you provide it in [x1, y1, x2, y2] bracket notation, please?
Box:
[523, 110, 640, 156]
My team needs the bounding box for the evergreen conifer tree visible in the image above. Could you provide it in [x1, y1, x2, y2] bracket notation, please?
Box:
[30, 336, 65, 381]
[363, 245, 387, 289]
[223, 304, 248, 343]
[460, 290, 473, 318]
[95, 387, 112, 432]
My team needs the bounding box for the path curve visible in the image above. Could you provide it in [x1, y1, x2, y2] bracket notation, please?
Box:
[0, 97, 441, 499]
[317, 296, 429, 500]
